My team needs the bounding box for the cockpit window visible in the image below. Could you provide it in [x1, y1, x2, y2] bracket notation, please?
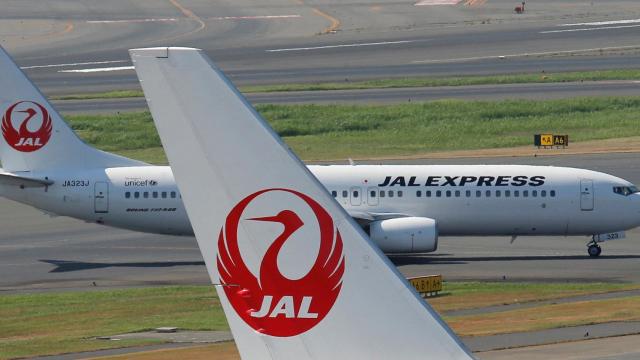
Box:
[613, 186, 639, 196]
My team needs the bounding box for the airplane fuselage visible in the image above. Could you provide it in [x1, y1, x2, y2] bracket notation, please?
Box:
[3, 164, 640, 239]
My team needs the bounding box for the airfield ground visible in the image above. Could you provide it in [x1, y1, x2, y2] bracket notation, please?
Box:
[3, 0, 640, 358]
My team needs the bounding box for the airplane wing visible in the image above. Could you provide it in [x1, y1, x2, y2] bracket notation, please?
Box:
[131, 47, 475, 360]
[0, 170, 53, 188]
[348, 210, 411, 226]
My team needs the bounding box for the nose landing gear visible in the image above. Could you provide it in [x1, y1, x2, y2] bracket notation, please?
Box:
[587, 243, 602, 257]
[587, 235, 603, 257]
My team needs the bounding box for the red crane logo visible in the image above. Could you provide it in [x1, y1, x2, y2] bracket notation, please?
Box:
[2, 101, 53, 152]
[217, 188, 345, 337]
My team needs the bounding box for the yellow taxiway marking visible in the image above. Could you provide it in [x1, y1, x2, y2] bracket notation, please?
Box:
[465, 0, 487, 6]
[166, 0, 206, 40]
[292, 0, 340, 34]
[312, 8, 340, 34]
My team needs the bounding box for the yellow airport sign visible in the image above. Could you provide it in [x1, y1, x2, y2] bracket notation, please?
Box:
[408, 275, 442, 297]
[534, 134, 569, 148]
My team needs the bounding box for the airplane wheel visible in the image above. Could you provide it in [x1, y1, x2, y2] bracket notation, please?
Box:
[588, 244, 602, 257]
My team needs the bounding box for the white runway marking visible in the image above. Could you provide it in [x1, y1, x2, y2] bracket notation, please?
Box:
[86, 18, 178, 24]
[20, 60, 129, 70]
[211, 15, 301, 20]
[559, 19, 640, 27]
[58, 66, 135, 73]
[541, 24, 640, 34]
[412, 44, 640, 63]
[414, 0, 460, 5]
[267, 40, 416, 52]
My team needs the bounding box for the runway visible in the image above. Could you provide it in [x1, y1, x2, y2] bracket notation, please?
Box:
[3, 152, 640, 293]
[2, 0, 640, 96]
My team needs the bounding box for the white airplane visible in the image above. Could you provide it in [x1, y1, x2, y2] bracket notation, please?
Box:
[130, 46, 476, 360]
[0, 46, 638, 257]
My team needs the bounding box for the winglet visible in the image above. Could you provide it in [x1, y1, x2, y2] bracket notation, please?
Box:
[131, 47, 475, 360]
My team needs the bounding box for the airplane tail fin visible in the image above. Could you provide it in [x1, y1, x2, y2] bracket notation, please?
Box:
[131, 47, 475, 360]
[0, 46, 144, 172]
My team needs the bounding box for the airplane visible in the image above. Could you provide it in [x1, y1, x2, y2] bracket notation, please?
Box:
[0, 45, 638, 257]
[130, 46, 476, 360]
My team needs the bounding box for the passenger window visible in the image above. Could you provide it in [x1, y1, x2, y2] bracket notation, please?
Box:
[514, 190, 520, 197]
[353, 190, 359, 198]
[370, 190, 376, 198]
[465, 190, 471, 197]
[446, 190, 451, 198]
[332, 191, 337, 198]
[505, 190, 511, 197]
[550, 190, 556, 197]
[143, 192, 149, 198]
[342, 190, 348, 198]
[541, 190, 547, 197]
[134, 192, 140, 199]
[523, 190, 529, 197]
[436, 190, 442, 198]
[388, 191, 394, 198]
[162, 191, 167, 199]
[455, 190, 460, 197]
[171, 191, 177, 198]
[125, 192, 130, 199]
[397, 191, 403, 197]
[379, 191, 385, 198]
[476, 190, 481, 197]
[426, 190, 431, 197]
[496, 190, 501, 197]
[416, 190, 422, 197]
[532, 190, 538, 197]
[486, 190, 491, 197]
[153, 191, 158, 198]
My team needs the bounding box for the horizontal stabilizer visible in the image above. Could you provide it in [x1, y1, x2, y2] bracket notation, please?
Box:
[0, 170, 53, 187]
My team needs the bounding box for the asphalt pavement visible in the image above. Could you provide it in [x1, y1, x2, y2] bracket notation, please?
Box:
[3, 0, 640, 95]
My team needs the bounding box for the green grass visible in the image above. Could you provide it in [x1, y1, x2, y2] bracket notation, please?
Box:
[65, 97, 640, 163]
[446, 295, 640, 337]
[241, 69, 640, 93]
[2, 282, 638, 359]
[0, 286, 225, 359]
[431, 282, 640, 312]
[51, 69, 640, 100]
[51, 90, 145, 101]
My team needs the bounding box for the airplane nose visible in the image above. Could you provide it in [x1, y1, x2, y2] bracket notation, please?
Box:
[631, 193, 640, 227]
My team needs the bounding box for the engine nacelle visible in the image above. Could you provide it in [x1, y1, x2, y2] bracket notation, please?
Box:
[369, 217, 438, 253]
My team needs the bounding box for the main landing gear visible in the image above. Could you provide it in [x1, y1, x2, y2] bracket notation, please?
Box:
[587, 237, 602, 257]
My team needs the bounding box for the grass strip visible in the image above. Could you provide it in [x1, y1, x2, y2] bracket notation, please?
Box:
[52, 90, 144, 101]
[2, 282, 637, 359]
[51, 69, 640, 100]
[65, 97, 640, 163]
[0, 286, 224, 359]
[447, 295, 640, 337]
[241, 69, 640, 93]
[430, 282, 640, 312]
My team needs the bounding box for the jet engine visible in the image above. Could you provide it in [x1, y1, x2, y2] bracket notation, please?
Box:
[368, 217, 438, 253]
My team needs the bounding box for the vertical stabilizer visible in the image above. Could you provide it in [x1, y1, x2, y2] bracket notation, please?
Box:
[131, 47, 475, 360]
[0, 46, 144, 172]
